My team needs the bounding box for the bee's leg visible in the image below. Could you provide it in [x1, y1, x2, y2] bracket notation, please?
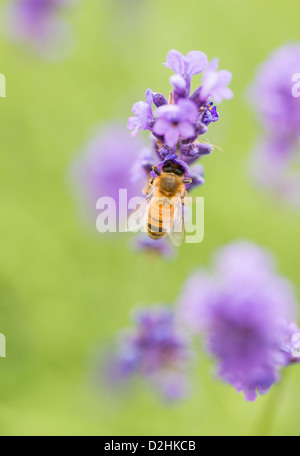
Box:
[183, 177, 192, 184]
[153, 166, 161, 176]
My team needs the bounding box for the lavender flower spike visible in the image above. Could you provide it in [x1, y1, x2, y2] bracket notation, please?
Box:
[177, 241, 299, 402]
[103, 306, 192, 401]
[127, 49, 232, 201]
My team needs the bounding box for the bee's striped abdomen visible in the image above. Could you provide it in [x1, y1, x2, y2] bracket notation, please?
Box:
[147, 199, 174, 240]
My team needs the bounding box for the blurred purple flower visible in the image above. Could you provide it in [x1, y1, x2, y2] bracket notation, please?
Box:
[104, 306, 192, 401]
[250, 136, 300, 208]
[188, 164, 205, 191]
[3, 0, 74, 57]
[130, 234, 177, 260]
[200, 58, 234, 104]
[71, 124, 145, 221]
[249, 43, 300, 137]
[177, 241, 299, 402]
[248, 44, 300, 208]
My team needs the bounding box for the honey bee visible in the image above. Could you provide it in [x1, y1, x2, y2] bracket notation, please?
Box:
[127, 159, 192, 246]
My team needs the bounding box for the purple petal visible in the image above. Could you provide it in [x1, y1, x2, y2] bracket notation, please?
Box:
[127, 117, 140, 137]
[201, 72, 219, 98]
[206, 57, 219, 72]
[177, 99, 198, 123]
[165, 128, 180, 147]
[155, 104, 178, 119]
[178, 122, 195, 139]
[219, 87, 234, 100]
[163, 49, 186, 74]
[132, 101, 150, 130]
[213, 87, 234, 104]
[153, 118, 170, 136]
[185, 51, 208, 76]
[145, 88, 154, 106]
[217, 70, 233, 87]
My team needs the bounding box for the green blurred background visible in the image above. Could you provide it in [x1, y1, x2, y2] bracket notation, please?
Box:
[0, 0, 300, 436]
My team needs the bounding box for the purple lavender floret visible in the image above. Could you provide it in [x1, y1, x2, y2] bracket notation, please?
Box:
[153, 99, 198, 147]
[199, 58, 234, 104]
[181, 143, 213, 164]
[201, 103, 219, 126]
[104, 306, 191, 401]
[128, 49, 233, 192]
[128, 89, 154, 138]
[177, 241, 299, 402]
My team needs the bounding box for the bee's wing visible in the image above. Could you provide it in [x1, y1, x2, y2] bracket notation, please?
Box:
[168, 194, 185, 247]
[127, 185, 157, 233]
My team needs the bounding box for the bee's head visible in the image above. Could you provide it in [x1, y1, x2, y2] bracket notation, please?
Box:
[161, 160, 185, 177]
[152, 158, 192, 185]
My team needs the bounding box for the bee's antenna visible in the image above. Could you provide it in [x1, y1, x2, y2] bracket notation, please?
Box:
[202, 139, 224, 153]
[153, 166, 161, 176]
[211, 144, 224, 153]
